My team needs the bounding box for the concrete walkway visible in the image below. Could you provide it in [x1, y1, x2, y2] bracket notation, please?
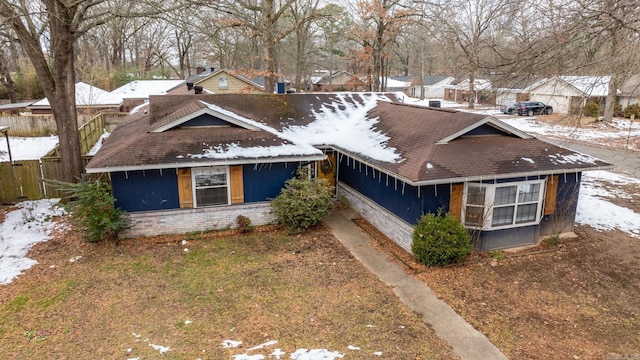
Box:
[324, 210, 508, 360]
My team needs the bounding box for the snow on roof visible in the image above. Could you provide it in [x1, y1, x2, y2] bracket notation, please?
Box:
[31, 82, 123, 107]
[384, 78, 411, 88]
[0, 136, 59, 161]
[559, 76, 611, 97]
[201, 93, 401, 163]
[111, 80, 185, 99]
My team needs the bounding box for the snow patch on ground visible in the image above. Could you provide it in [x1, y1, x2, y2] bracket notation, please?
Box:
[0, 199, 66, 285]
[0, 136, 59, 161]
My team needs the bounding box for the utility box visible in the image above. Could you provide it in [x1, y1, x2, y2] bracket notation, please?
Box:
[428, 100, 441, 108]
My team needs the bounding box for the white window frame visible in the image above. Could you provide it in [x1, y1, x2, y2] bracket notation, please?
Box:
[462, 178, 546, 230]
[192, 166, 231, 207]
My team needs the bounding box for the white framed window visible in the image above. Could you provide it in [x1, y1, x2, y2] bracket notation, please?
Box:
[192, 167, 230, 207]
[463, 179, 546, 230]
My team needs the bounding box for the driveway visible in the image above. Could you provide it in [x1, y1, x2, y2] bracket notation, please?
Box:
[542, 137, 640, 177]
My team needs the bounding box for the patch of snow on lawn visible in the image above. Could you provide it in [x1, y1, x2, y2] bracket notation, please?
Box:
[577, 170, 640, 238]
[0, 199, 66, 285]
[0, 136, 59, 161]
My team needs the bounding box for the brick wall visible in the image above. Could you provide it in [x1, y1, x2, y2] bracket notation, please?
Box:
[338, 183, 414, 253]
[121, 202, 275, 238]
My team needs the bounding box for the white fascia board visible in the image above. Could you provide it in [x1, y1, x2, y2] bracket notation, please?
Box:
[85, 154, 327, 173]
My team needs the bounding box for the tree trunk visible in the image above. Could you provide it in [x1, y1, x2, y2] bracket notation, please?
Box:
[467, 72, 475, 109]
[603, 74, 620, 123]
[50, 28, 83, 182]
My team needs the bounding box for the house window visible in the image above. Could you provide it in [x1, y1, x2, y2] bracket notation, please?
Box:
[193, 167, 229, 206]
[219, 77, 228, 89]
[463, 179, 545, 230]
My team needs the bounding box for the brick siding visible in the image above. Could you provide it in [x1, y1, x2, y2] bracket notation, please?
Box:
[338, 183, 414, 252]
[121, 202, 275, 238]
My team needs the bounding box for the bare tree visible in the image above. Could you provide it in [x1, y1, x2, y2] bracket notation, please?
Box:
[0, 0, 184, 182]
[428, 0, 518, 108]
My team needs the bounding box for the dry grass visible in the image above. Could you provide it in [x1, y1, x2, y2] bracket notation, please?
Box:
[0, 221, 457, 359]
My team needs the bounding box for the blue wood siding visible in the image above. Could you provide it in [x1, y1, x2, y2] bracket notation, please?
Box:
[242, 162, 298, 202]
[337, 155, 450, 224]
[112, 169, 179, 212]
[181, 114, 234, 127]
[540, 172, 581, 236]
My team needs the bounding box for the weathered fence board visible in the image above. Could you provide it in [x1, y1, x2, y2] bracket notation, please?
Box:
[0, 160, 43, 203]
[0, 114, 107, 137]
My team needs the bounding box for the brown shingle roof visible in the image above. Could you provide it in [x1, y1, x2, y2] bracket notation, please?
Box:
[88, 93, 610, 181]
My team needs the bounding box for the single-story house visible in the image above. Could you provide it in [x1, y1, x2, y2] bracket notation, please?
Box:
[28, 82, 123, 114]
[393, 75, 455, 99]
[0, 101, 33, 116]
[87, 93, 610, 251]
[529, 76, 611, 115]
[169, 68, 266, 95]
[110, 79, 185, 113]
[618, 74, 640, 108]
[309, 70, 366, 92]
[443, 78, 492, 104]
[493, 77, 547, 106]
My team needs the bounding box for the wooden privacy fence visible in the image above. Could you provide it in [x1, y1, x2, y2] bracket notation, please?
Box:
[0, 112, 124, 203]
[0, 112, 125, 137]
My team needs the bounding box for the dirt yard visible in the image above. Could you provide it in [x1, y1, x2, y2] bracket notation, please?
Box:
[356, 218, 640, 360]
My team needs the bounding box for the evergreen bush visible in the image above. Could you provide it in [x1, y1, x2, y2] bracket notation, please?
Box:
[624, 103, 640, 119]
[411, 210, 472, 267]
[271, 168, 335, 233]
[58, 179, 130, 243]
[583, 103, 601, 117]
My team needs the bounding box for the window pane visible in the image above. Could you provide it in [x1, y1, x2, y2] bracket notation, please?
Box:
[492, 206, 515, 226]
[196, 187, 228, 206]
[516, 204, 538, 223]
[195, 169, 226, 187]
[467, 185, 486, 205]
[465, 206, 484, 226]
[494, 186, 516, 205]
[518, 183, 540, 203]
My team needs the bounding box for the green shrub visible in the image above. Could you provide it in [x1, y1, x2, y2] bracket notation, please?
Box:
[58, 179, 130, 242]
[271, 168, 335, 233]
[623, 103, 640, 119]
[583, 102, 601, 117]
[411, 210, 472, 267]
[614, 103, 624, 118]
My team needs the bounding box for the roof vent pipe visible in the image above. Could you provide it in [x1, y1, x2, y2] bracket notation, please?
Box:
[187, 82, 194, 90]
[194, 85, 203, 94]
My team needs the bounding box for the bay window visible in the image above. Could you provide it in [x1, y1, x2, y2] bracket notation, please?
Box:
[463, 179, 545, 230]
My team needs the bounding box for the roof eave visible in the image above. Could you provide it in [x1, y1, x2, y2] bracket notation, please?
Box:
[85, 154, 327, 173]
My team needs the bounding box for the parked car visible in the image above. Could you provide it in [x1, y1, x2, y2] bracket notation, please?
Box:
[515, 101, 553, 116]
[499, 102, 517, 114]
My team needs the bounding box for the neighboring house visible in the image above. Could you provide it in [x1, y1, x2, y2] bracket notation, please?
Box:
[395, 75, 455, 99]
[528, 76, 611, 115]
[383, 77, 411, 92]
[310, 70, 365, 92]
[443, 78, 492, 103]
[493, 77, 547, 106]
[0, 102, 33, 116]
[111, 79, 185, 112]
[618, 74, 640, 108]
[169, 68, 266, 95]
[28, 82, 123, 114]
[87, 93, 609, 252]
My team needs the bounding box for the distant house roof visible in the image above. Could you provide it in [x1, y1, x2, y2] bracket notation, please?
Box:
[392, 75, 454, 86]
[179, 68, 265, 92]
[450, 78, 492, 91]
[492, 77, 547, 92]
[88, 93, 608, 184]
[619, 74, 640, 96]
[558, 76, 611, 97]
[30, 82, 123, 108]
[0, 102, 33, 112]
[111, 80, 185, 99]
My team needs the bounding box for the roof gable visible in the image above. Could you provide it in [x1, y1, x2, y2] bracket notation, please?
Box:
[150, 100, 260, 133]
[436, 117, 533, 144]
